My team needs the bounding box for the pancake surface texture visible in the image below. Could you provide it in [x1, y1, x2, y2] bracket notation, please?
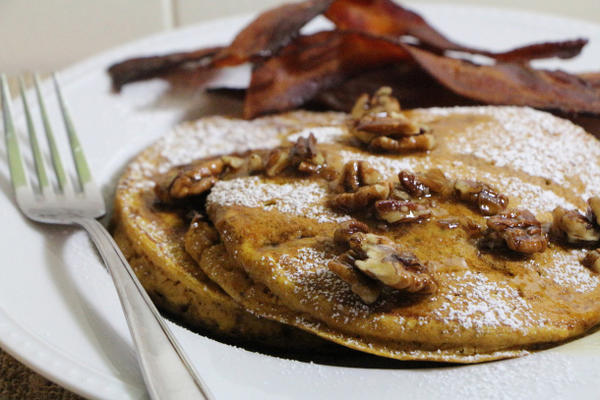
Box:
[114, 105, 600, 362]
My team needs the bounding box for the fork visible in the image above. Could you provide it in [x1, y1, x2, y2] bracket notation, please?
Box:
[0, 73, 214, 400]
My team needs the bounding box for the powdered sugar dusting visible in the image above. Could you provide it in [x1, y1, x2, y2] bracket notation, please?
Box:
[435, 271, 540, 332]
[422, 106, 600, 199]
[543, 250, 600, 293]
[208, 176, 351, 223]
[276, 247, 371, 320]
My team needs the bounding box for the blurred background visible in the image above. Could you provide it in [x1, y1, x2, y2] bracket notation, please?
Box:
[0, 0, 598, 74]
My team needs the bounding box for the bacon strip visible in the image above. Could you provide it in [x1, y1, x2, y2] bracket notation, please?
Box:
[404, 45, 600, 114]
[580, 72, 600, 89]
[244, 31, 411, 118]
[491, 39, 588, 62]
[326, 0, 587, 61]
[212, 0, 334, 67]
[108, 47, 222, 91]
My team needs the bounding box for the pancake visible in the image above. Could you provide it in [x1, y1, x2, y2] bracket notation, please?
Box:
[112, 111, 349, 348]
[193, 105, 600, 362]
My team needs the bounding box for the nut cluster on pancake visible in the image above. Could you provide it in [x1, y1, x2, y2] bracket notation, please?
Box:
[479, 210, 548, 254]
[548, 197, 600, 272]
[329, 220, 437, 304]
[552, 204, 600, 244]
[349, 87, 434, 153]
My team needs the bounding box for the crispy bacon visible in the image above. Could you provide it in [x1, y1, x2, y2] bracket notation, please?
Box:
[404, 45, 600, 114]
[326, 0, 587, 61]
[212, 0, 334, 67]
[491, 39, 588, 62]
[244, 31, 411, 118]
[580, 72, 600, 89]
[108, 47, 222, 91]
[326, 0, 462, 50]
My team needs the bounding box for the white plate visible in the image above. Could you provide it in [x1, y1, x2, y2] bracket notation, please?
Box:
[2, 4, 600, 400]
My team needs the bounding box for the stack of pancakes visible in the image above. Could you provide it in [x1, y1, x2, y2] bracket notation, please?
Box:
[112, 103, 600, 363]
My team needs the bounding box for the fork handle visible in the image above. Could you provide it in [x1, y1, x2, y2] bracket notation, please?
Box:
[76, 218, 214, 400]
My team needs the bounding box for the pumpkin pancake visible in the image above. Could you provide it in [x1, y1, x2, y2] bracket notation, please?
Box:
[193, 105, 600, 362]
[112, 111, 349, 348]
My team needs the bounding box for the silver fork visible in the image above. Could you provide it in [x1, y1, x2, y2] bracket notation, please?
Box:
[0, 73, 214, 400]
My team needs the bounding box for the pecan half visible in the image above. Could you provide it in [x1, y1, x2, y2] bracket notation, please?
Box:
[328, 253, 382, 304]
[368, 134, 435, 153]
[398, 170, 431, 198]
[333, 220, 370, 244]
[265, 148, 290, 177]
[339, 160, 382, 192]
[290, 133, 325, 166]
[351, 86, 400, 119]
[221, 155, 244, 170]
[375, 199, 431, 224]
[329, 183, 390, 211]
[350, 233, 437, 294]
[552, 207, 600, 243]
[419, 169, 454, 197]
[355, 114, 422, 137]
[481, 209, 548, 254]
[582, 250, 600, 273]
[162, 158, 224, 200]
[248, 153, 264, 173]
[454, 179, 508, 215]
[394, 169, 453, 200]
[588, 197, 600, 226]
[350, 87, 432, 153]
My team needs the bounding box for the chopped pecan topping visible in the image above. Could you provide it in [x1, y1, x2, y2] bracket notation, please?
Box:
[164, 158, 225, 200]
[368, 134, 435, 153]
[419, 169, 454, 197]
[454, 179, 508, 215]
[481, 209, 548, 254]
[221, 155, 244, 170]
[329, 183, 390, 211]
[394, 169, 453, 200]
[461, 217, 487, 237]
[333, 220, 370, 244]
[582, 250, 600, 273]
[328, 253, 382, 304]
[248, 153, 264, 173]
[290, 133, 325, 166]
[398, 170, 431, 198]
[351, 87, 400, 119]
[349, 233, 437, 293]
[588, 197, 600, 225]
[286, 133, 335, 178]
[350, 87, 432, 153]
[355, 114, 422, 137]
[339, 160, 382, 192]
[375, 199, 431, 224]
[265, 148, 290, 177]
[552, 206, 600, 243]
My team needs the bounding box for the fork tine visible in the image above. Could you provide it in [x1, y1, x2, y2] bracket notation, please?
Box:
[33, 73, 69, 192]
[53, 73, 92, 190]
[1, 74, 29, 191]
[19, 76, 50, 193]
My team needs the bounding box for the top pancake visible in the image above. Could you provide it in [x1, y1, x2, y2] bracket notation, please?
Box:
[202, 106, 600, 361]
